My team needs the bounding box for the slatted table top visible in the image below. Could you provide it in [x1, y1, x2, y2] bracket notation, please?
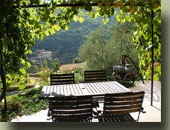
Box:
[39, 81, 131, 99]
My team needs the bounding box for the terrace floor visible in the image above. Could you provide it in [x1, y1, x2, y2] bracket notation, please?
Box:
[11, 80, 161, 122]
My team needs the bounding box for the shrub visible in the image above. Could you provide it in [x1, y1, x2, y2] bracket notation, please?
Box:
[7, 98, 23, 114]
[74, 73, 84, 83]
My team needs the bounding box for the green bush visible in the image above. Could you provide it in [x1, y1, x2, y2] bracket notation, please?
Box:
[74, 73, 84, 83]
[7, 98, 23, 114]
[73, 68, 84, 83]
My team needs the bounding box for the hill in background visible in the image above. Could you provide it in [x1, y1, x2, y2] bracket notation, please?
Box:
[30, 16, 103, 64]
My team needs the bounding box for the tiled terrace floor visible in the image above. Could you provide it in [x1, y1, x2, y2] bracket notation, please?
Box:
[11, 81, 161, 122]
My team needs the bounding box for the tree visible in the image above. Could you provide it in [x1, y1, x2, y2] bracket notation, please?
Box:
[108, 22, 138, 65]
[79, 22, 138, 74]
[0, 0, 76, 120]
[79, 26, 105, 69]
[51, 58, 60, 72]
[72, 57, 82, 64]
[0, 1, 34, 120]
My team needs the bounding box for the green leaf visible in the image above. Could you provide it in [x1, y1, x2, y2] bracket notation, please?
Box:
[65, 26, 70, 30]
[21, 59, 26, 65]
[92, 13, 98, 19]
[20, 68, 26, 75]
[45, 30, 49, 36]
[19, 84, 25, 90]
[153, 74, 159, 81]
[116, 15, 121, 22]
[27, 62, 32, 68]
[102, 18, 109, 24]
[29, 50, 32, 55]
[26, 50, 32, 55]
[121, 19, 126, 24]
[79, 17, 84, 23]
[102, 19, 105, 24]
[105, 18, 109, 23]
[80, 11, 85, 16]
[119, 10, 123, 15]
[125, 15, 131, 22]
[54, 25, 61, 31]
[49, 28, 55, 35]
[73, 15, 79, 22]
[40, 34, 44, 40]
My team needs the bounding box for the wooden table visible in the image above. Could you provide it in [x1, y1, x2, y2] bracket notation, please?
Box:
[39, 81, 131, 99]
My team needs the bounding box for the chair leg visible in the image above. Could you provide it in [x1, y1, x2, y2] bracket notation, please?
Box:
[47, 109, 51, 117]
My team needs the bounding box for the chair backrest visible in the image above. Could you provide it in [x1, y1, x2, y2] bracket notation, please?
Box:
[103, 91, 145, 117]
[84, 70, 106, 83]
[50, 73, 74, 85]
[51, 96, 93, 122]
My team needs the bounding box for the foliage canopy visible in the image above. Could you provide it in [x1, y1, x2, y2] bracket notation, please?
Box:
[0, 0, 161, 86]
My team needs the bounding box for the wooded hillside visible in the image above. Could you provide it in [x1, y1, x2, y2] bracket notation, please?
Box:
[30, 16, 103, 64]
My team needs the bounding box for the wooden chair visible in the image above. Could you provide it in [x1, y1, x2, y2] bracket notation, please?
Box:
[48, 73, 75, 118]
[51, 96, 93, 122]
[50, 73, 75, 85]
[99, 91, 145, 122]
[84, 70, 107, 105]
[84, 70, 106, 83]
